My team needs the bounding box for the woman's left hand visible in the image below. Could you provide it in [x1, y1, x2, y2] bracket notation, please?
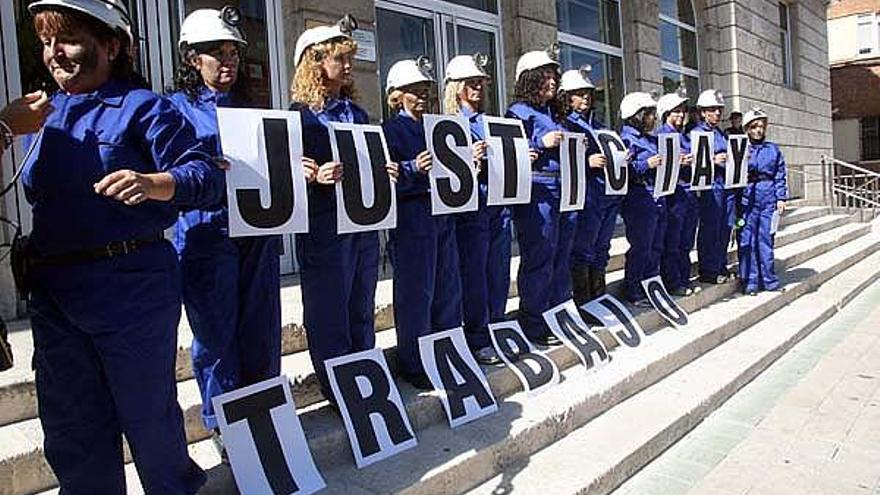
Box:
[386, 162, 400, 183]
[647, 155, 662, 169]
[777, 201, 786, 214]
[94, 170, 174, 205]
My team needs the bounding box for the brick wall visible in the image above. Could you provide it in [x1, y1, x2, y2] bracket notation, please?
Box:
[828, 0, 880, 20]
[832, 62, 880, 119]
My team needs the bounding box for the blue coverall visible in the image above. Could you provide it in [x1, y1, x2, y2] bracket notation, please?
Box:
[564, 110, 621, 300]
[22, 80, 221, 494]
[659, 123, 699, 292]
[505, 102, 577, 340]
[620, 124, 667, 302]
[383, 110, 463, 376]
[169, 86, 281, 430]
[737, 139, 788, 293]
[693, 121, 735, 280]
[293, 98, 379, 395]
[454, 105, 512, 350]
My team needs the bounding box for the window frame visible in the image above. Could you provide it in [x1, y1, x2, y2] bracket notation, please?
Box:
[659, 0, 700, 80]
[779, 1, 794, 87]
[856, 13, 879, 56]
[861, 116, 880, 162]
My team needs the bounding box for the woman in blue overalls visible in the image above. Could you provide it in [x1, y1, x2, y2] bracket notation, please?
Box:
[657, 88, 699, 296]
[168, 6, 283, 444]
[443, 54, 505, 365]
[23, 0, 221, 492]
[290, 17, 397, 398]
[694, 89, 733, 285]
[506, 49, 576, 346]
[384, 57, 464, 388]
[619, 92, 666, 306]
[558, 68, 611, 305]
[738, 108, 788, 295]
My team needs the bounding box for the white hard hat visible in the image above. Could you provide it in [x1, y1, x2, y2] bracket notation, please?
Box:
[386, 57, 435, 93]
[657, 86, 689, 120]
[29, 0, 133, 42]
[559, 66, 595, 92]
[620, 91, 657, 120]
[515, 45, 560, 81]
[742, 107, 769, 128]
[293, 14, 357, 68]
[179, 7, 246, 48]
[445, 54, 489, 82]
[696, 89, 725, 108]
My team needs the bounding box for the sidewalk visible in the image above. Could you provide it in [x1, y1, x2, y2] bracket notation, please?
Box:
[612, 282, 880, 495]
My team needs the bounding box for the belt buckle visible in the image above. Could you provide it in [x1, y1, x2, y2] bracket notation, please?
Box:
[106, 241, 133, 258]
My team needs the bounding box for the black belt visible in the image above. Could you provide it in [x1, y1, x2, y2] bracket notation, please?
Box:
[533, 171, 559, 178]
[748, 174, 774, 183]
[30, 232, 165, 267]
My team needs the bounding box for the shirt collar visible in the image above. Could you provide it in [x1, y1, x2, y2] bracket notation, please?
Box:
[86, 80, 129, 107]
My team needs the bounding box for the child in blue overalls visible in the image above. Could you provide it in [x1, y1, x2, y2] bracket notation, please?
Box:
[619, 92, 665, 306]
[384, 58, 463, 389]
[737, 108, 788, 295]
[444, 54, 507, 365]
[506, 49, 577, 346]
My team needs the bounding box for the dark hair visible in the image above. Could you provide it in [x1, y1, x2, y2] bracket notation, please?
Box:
[514, 65, 562, 118]
[170, 41, 252, 104]
[624, 107, 656, 133]
[33, 8, 146, 88]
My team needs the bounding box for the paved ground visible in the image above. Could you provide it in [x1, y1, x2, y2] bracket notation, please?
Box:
[612, 282, 880, 495]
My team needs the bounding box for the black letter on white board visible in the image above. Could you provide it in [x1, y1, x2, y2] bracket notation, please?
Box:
[596, 132, 628, 192]
[488, 122, 525, 198]
[337, 129, 393, 226]
[223, 385, 297, 494]
[433, 120, 475, 209]
[491, 326, 556, 391]
[236, 118, 294, 228]
[551, 309, 609, 369]
[433, 337, 495, 421]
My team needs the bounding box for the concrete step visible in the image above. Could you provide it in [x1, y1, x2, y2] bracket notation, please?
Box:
[17, 216, 872, 495]
[0, 208, 856, 495]
[0, 207, 844, 430]
[465, 234, 880, 495]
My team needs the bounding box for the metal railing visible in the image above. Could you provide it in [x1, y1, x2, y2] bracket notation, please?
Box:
[820, 155, 880, 222]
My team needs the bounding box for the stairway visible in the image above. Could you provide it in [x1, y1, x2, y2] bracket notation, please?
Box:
[1, 205, 878, 495]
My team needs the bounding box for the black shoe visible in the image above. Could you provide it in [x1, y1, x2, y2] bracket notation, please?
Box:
[670, 286, 694, 297]
[768, 286, 787, 293]
[588, 267, 607, 299]
[747, 290, 758, 296]
[212, 429, 229, 466]
[529, 333, 564, 347]
[401, 372, 434, 390]
[699, 274, 728, 284]
[571, 266, 592, 306]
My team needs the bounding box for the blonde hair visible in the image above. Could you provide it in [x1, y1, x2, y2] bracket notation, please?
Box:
[386, 89, 405, 112]
[443, 80, 464, 114]
[290, 38, 357, 111]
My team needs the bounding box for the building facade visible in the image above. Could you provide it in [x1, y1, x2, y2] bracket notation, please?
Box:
[828, 0, 880, 167]
[0, 0, 832, 319]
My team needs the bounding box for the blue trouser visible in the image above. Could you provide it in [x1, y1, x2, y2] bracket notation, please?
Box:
[179, 234, 282, 429]
[30, 242, 205, 495]
[298, 214, 379, 396]
[455, 183, 512, 349]
[661, 185, 699, 291]
[621, 186, 668, 302]
[571, 177, 622, 270]
[738, 183, 781, 292]
[390, 195, 463, 375]
[697, 182, 736, 278]
[511, 179, 578, 339]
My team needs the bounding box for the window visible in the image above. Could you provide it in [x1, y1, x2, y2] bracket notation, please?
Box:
[556, 0, 624, 128]
[659, 0, 699, 103]
[779, 2, 794, 87]
[861, 117, 880, 161]
[857, 14, 874, 54]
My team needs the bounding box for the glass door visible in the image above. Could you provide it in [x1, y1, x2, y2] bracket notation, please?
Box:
[375, 0, 505, 119]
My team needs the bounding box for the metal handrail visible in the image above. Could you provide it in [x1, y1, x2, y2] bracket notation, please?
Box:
[821, 155, 880, 222]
